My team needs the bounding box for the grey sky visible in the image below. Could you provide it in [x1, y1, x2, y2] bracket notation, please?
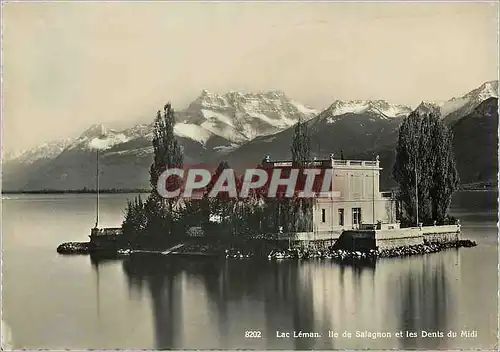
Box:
[2, 1, 498, 154]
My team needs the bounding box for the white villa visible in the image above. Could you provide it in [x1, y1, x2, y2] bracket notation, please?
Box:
[261, 154, 398, 233]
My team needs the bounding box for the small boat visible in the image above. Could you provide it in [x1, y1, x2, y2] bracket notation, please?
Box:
[117, 249, 132, 256]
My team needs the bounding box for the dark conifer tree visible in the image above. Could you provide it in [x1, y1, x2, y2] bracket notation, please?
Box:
[206, 161, 237, 235]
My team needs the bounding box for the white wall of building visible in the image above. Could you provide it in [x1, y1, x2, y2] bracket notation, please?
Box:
[313, 159, 396, 230]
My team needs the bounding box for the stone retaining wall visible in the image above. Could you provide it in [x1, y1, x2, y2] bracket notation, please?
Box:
[91, 227, 123, 236]
[376, 236, 423, 250]
[329, 224, 461, 251]
[259, 225, 460, 251]
[377, 225, 460, 249]
[293, 239, 336, 250]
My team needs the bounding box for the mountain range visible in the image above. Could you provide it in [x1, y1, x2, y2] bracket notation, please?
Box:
[2, 80, 498, 191]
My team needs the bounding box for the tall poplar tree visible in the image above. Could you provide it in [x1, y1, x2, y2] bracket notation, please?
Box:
[148, 103, 184, 237]
[123, 103, 184, 243]
[290, 118, 312, 232]
[291, 117, 311, 165]
[393, 110, 459, 226]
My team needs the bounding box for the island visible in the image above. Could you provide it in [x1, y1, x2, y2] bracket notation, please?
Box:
[57, 103, 477, 260]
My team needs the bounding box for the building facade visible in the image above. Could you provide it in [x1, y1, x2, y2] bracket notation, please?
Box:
[261, 155, 397, 233]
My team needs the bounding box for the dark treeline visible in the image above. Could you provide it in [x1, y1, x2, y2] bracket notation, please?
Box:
[2, 188, 150, 194]
[459, 181, 497, 191]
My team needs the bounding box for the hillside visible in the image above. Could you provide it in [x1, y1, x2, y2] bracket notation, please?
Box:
[451, 97, 498, 185]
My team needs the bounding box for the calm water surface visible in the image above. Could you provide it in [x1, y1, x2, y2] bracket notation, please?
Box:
[2, 191, 498, 349]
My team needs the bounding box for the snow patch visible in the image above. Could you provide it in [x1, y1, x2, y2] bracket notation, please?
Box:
[213, 143, 240, 153]
[201, 109, 235, 128]
[105, 146, 154, 157]
[328, 101, 369, 116]
[325, 100, 412, 122]
[89, 133, 130, 150]
[174, 123, 213, 144]
[200, 120, 248, 143]
[244, 111, 287, 128]
[291, 101, 319, 116]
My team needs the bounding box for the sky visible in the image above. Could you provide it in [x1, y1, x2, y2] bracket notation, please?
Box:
[2, 1, 498, 154]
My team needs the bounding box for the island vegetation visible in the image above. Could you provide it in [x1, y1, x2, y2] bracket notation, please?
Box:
[120, 103, 314, 251]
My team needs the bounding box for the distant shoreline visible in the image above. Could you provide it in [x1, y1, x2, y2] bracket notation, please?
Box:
[1, 189, 150, 195]
[1, 185, 497, 194]
[459, 183, 497, 191]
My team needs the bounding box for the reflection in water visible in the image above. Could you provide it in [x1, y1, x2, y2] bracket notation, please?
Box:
[101, 250, 458, 350]
[2, 191, 495, 349]
[121, 256, 378, 350]
[90, 255, 118, 320]
[122, 255, 182, 349]
[394, 250, 459, 349]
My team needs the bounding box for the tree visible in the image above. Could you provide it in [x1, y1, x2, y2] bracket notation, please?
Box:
[290, 117, 313, 232]
[428, 115, 460, 223]
[291, 117, 311, 165]
[122, 195, 146, 246]
[150, 103, 184, 191]
[146, 103, 184, 237]
[122, 103, 184, 244]
[393, 110, 459, 226]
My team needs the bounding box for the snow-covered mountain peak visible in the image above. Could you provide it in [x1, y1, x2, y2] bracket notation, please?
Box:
[193, 89, 306, 109]
[324, 100, 412, 122]
[192, 90, 230, 109]
[121, 123, 154, 139]
[79, 124, 108, 139]
[2, 149, 24, 162]
[9, 138, 73, 164]
[466, 80, 498, 101]
[440, 80, 498, 118]
[183, 89, 318, 143]
[259, 90, 286, 99]
[415, 101, 441, 116]
[70, 124, 131, 151]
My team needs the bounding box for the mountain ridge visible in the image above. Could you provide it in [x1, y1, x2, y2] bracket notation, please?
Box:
[2, 81, 498, 191]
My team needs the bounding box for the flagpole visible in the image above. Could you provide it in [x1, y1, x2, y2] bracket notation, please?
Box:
[372, 155, 375, 226]
[95, 148, 99, 229]
[415, 155, 419, 228]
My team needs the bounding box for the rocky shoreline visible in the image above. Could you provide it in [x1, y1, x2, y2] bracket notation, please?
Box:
[264, 239, 477, 260]
[57, 239, 477, 260]
[57, 242, 91, 254]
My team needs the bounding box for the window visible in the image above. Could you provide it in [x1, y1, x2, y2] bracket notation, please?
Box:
[352, 207, 362, 226]
[321, 209, 326, 223]
[338, 208, 344, 226]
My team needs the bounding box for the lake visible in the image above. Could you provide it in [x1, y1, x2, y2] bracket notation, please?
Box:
[1, 191, 498, 349]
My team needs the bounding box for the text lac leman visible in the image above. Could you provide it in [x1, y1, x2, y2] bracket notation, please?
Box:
[276, 330, 321, 338]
